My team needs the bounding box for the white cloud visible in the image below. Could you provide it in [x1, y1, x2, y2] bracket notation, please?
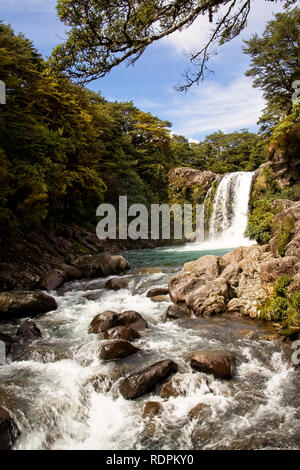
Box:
[164, 0, 285, 56]
[155, 76, 265, 139]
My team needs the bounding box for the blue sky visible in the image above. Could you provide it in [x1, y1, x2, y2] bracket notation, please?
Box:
[0, 0, 286, 141]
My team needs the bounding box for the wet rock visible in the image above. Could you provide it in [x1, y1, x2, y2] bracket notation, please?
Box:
[104, 326, 140, 342]
[279, 327, 300, 341]
[89, 310, 148, 334]
[132, 273, 169, 295]
[40, 269, 67, 291]
[16, 318, 42, 343]
[227, 298, 259, 318]
[195, 296, 226, 317]
[0, 291, 57, 320]
[58, 264, 82, 280]
[151, 295, 169, 302]
[71, 254, 101, 278]
[236, 329, 258, 340]
[119, 359, 178, 399]
[146, 287, 169, 298]
[117, 311, 148, 331]
[16, 341, 70, 363]
[72, 253, 130, 278]
[164, 304, 189, 321]
[0, 406, 20, 450]
[168, 255, 230, 315]
[88, 374, 114, 393]
[98, 253, 130, 277]
[100, 340, 140, 361]
[142, 401, 162, 418]
[159, 376, 183, 398]
[0, 332, 18, 357]
[188, 403, 210, 421]
[104, 277, 130, 291]
[190, 350, 236, 380]
[83, 291, 102, 301]
[89, 310, 120, 333]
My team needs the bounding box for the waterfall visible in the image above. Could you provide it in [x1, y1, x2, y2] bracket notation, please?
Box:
[208, 171, 255, 247]
[158, 170, 256, 253]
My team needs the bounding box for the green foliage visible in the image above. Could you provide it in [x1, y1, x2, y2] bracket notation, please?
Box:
[178, 130, 266, 173]
[243, 7, 300, 132]
[260, 275, 300, 327]
[50, 0, 291, 91]
[273, 215, 295, 257]
[0, 23, 176, 239]
[246, 166, 281, 244]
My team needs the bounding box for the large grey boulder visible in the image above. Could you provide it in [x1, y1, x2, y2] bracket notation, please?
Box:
[0, 291, 57, 320]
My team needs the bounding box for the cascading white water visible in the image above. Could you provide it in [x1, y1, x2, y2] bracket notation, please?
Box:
[163, 171, 255, 253]
[207, 171, 255, 247]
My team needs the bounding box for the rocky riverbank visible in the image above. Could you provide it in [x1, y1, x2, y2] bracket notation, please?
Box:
[0, 225, 175, 292]
[168, 199, 300, 338]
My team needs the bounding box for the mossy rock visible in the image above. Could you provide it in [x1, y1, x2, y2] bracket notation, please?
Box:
[279, 327, 300, 341]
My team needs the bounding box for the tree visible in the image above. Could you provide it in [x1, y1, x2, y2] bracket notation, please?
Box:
[243, 6, 300, 132]
[0, 22, 179, 239]
[184, 129, 266, 172]
[50, 0, 295, 90]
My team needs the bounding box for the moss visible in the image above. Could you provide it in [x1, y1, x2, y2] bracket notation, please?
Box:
[246, 166, 297, 245]
[259, 275, 300, 327]
[273, 215, 295, 257]
[279, 327, 300, 341]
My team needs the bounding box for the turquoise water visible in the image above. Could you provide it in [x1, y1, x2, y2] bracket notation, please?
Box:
[125, 245, 232, 269]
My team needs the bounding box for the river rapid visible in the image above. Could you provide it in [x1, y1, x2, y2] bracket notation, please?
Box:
[0, 245, 300, 450]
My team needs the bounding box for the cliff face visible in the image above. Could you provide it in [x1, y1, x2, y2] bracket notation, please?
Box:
[168, 167, 220, 205]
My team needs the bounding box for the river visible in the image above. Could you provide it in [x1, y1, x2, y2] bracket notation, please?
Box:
[0, 244, 299, 450]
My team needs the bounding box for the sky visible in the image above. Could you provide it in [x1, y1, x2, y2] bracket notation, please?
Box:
[0, 0, 286, 141]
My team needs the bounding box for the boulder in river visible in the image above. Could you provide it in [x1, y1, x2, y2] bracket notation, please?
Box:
[100, 340, 140, 361]
[190, 350, 236, 380]
[0, 332, 18, 357]
[0, 291, 57, 320]
[146, 287, 169, 298]
[72, 252, 130, 278]
[104, 277, 130, 291]
[0, 406, 20, 450]
[57, 264, 82, 281]
[119, 359, 178, 399]
[188, 403, 210, 421]
[16, 318, 42, 343]
[117, 311, 149, 331]
[103, 326, 140, 341]
[164, 304, 189, 321]
[99, 254, 130, 276]
[40, 269, 67, 291]
[142, 401, 163, 418]
[89, 310, 120, 333]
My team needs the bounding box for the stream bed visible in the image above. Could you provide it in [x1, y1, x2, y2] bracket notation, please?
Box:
[0, 246, 300, 450]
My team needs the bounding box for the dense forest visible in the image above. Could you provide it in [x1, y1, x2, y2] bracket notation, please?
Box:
[0, 5, 299, 243]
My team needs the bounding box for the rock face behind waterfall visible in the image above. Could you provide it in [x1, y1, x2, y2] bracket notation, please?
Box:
[169, 200, 300, 318]
[168, 167, 220, 205]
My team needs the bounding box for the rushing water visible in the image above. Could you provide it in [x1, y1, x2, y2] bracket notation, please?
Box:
[208, 171, 255, 249]
[0, 171, 299, 450]
[0, 262, 299, 450]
